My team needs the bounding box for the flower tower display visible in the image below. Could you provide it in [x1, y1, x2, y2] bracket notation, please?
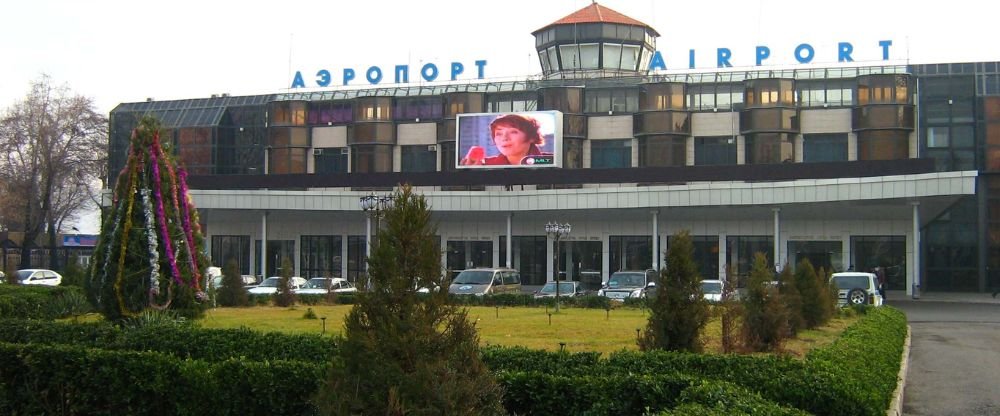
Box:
[87, 117, 209, 321]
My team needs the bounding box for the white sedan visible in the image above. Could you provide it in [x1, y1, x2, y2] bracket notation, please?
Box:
[294, 277, 357, 295]
[16, 269, 63, 286]
[247, 276, 307, 295]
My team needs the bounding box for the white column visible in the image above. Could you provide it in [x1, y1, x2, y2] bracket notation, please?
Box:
[912, 202, 921, 299]
[365, 215, 372, 273]
[506, 213, 513, 268]
[260, 211, 268, 278]
[773, 208, 781, 271]
[651, 210, 659, 270]
[546, 233, 554, 282]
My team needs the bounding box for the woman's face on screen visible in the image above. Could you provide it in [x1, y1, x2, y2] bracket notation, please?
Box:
[492, 124, 531, 158]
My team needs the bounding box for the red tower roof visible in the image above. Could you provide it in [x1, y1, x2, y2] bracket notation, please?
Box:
[533, 2, 659, 37]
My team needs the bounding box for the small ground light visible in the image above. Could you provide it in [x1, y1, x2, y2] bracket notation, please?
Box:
[495, 306, 499, 318]
[548, 313, 552, 325]
[559, 342, 566, 352]
[605, 306, 610, 320]
[635, 328, 641, 342]
[321, 316, 327, 334]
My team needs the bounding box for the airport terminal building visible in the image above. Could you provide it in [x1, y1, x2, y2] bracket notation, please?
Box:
[107, 3, 999, 295]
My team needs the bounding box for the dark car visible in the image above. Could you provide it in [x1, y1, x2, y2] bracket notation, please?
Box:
[598, 269, 657, 301]
[533, 281, 585, 298]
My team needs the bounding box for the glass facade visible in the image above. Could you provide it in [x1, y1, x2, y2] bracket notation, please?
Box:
[211, 235, 251, 275]
[609, 236, 652, 272]
[107, 62, 1000, 292]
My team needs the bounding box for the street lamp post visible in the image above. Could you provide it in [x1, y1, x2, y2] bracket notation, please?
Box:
[545, 222, 571, 313]
[360, 193, 393, 290]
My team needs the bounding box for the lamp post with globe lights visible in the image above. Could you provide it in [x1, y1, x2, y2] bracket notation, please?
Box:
[545, 222, 571, 312]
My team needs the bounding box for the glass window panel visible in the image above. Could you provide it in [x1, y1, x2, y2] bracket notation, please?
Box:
[695, 136, 737, 166]
[539, 49, 550, 72]
[803, 133, 848, 162]
[590, 139, 631, 168]
[638, 136, 686, 167]
[547, 46, 559, 72]
[952, 125, 974, 148]
[603, 44, 622, 70]
[401, 145, 437, 172]
[560, 45, 581, 69]
[926, 126, 950, 148]
[580, 43, 599, 69]
[621, 45, 640, 71]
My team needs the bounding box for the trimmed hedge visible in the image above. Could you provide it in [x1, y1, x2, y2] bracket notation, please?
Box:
[0, 285, 90, 320]
[0, 305, 905, 415]
[0, 341, 323, 416]
[0, 319, 336, 362]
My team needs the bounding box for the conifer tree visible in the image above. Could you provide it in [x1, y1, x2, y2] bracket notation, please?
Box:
[639, 230, 709, 352]
[216, 258, 249, 307]
[315, 184, 503, 415]
[86, 116, 209, 321]
[795, 259, 831, 328]
[777, 263, 804, 336]
[274, 256, 296, 307]
[740, 252, 788, 352]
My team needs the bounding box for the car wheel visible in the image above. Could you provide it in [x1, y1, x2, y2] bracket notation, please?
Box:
[847, 288, 868, 305]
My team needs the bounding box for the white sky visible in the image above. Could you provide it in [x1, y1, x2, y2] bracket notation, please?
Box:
[3, 0, 998, 116]
[3, 0, 998, 233]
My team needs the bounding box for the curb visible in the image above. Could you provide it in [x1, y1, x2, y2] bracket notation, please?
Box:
[887, 324, 911, 416]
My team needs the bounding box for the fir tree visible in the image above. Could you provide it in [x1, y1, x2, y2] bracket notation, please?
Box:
[639, 230, 709, 352]
[315, 184, 503, 415]
[216, 258, 249, 307]
[740, 252, 788, 352]
[777, 263, 804, 336]
[274, 256, 297, 307]
[85, 116, 209, 321]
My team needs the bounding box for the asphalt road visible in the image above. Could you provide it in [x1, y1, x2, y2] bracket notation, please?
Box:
[889, 299, 1000, 416]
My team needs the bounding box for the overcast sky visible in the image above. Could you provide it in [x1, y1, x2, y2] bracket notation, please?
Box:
[4, 0, 998, 116]
[3, 0, 998, 234]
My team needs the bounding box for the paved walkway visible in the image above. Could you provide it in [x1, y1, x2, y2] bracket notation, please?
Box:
[885, 290, 1000, 305]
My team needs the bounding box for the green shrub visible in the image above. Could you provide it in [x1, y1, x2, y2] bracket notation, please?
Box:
[303, 307, 317, 319]
[0, 341, 324, 415]
[274, 256, 297, 307]
[0, 285, 90, 320]
[657, 380, 811, 416]
[216, 258, 249, 307]
[640, 230, 710, 352]
[740, 253, 788, 352]
[777, 264, 804, 336]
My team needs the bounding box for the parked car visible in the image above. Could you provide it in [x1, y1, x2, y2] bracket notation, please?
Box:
[701, 279, 725, 302]
[294, 277, 357, 295]
[533, 281, 585, 298]
[15, 269, 62, 286]
[830, 272, 884, 307]
[209, 274, 260, 290]
[247, 276, 307, 295]
[598, 269, 657, 301]
[448, 268, 521, 296]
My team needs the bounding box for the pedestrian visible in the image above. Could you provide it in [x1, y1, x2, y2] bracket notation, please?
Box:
[875, 267, 887, 300]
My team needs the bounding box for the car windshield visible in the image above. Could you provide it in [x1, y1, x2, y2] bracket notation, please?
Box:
[304, 279, 329, 289]
[701, 281, 722, 294]
[833, 276, 869, 290]
[607, 273, 645, 288]
[453, 271, 493, 285]
[539, 282, 574, 294]
[16, 270, 33, 281]
[259, 278, 281, 288]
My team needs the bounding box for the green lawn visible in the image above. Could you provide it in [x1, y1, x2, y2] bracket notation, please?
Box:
[200, 304, 855, 357]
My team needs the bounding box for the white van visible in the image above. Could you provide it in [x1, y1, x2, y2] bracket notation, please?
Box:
[448, 268, 521, 296]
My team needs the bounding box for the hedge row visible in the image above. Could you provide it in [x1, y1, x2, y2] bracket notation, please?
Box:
[0, 285, 90, 320]
[0, 306, 904, 415]
[0, 319, 336, 362]
[481, 306, 906, 416]
[0, 341, 324, 416]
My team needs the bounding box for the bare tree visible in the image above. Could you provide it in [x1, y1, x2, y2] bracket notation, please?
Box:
[0, 75, 107, 269]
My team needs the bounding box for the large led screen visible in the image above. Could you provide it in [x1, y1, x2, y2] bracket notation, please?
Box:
[455, 110, 562, 169]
